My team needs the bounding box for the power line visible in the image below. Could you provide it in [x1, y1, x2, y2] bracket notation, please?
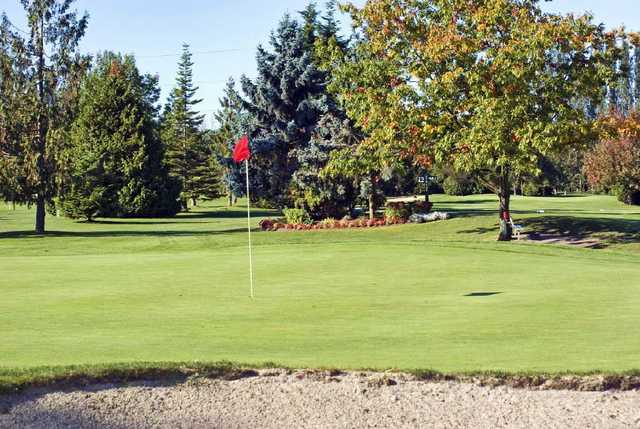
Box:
[3, 15, 28, 35]
[138, 48, 247, 59]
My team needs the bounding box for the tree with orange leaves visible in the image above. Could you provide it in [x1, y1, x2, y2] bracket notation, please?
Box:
[326, 0, 620, 240]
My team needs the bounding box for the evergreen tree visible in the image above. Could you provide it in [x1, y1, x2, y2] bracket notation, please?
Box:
[212, 79, 248, 205]
[0, 1, 88, 233]
[240, 14, 329, 207]
[162, 44, 220, 208]
[633, 35, 640, 109]
[618, 40, 633, 115]
[62, 53, 181, 220]
[300, 2, 319, 51]
[291, 112, 359, 218]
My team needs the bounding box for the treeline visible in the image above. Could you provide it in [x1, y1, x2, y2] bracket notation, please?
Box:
[2, 0, 640, 239]
[0, 3, 220, 232]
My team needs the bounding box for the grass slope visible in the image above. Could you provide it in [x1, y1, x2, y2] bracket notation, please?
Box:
[1, 194, 639, 375]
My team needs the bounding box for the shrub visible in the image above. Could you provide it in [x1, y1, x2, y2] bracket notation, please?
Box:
[283, 208, 312, 225]
[259, 219, 275, 231]
[320, 218, 337, 228]
[442, 176, 477, 196]
[385, 203, 410, 221]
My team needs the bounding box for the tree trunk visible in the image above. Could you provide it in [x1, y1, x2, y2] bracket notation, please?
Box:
[35, 195, 46, 234]
[191, 198, 197, 207]
[368, 193, 375, 220]
[34, 14, 47, 234]
[498, 191, 512, 241]
[227, 193, 233, 207]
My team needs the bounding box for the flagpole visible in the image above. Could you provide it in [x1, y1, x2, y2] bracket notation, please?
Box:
[245, 159, 255, 299]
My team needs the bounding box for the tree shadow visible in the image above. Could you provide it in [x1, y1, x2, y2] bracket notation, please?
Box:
[178, 209, 280, 219]
[0, 227, 253, 240]
[458, 216, 640, 248]
[81, 208, 280, 224]
[522, 216, 640, 245]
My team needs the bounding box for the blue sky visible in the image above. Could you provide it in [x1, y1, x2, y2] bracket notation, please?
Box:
[2, 0, 639, 127]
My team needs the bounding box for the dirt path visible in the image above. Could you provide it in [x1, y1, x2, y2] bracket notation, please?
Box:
[1, 371, 639, 429]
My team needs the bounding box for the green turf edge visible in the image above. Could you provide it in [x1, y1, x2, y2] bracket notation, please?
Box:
[2, 362, 640, 395]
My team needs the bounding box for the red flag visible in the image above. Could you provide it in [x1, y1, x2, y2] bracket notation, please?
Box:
[233, 135, 251, 163]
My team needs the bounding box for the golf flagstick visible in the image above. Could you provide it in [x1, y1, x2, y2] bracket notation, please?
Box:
[245, 159, 255, 299]
[232, 135, 254, 299]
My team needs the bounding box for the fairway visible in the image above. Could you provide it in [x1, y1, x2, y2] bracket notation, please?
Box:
[1, 195, 639, 373]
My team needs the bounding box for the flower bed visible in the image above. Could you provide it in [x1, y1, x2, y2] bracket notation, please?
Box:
[259, 217, 408, 232]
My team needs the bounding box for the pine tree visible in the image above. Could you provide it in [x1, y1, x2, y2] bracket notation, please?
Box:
[162, 44, 220, 208]
[62, 53, 181, 220]
[0, 1, 88, 233]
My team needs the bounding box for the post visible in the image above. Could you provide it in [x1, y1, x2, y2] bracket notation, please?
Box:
[245, 160, 255, 299]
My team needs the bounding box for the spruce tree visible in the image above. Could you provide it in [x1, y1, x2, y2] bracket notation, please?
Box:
[212, 79, 248, 205]
[162, 44, 220, 208]
[240, 14, 329, 207]
[0, 1, 88, 233]
[62, 53, 181, 220]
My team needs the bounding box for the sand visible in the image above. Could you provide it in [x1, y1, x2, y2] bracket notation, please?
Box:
[2, 370, 639, 429]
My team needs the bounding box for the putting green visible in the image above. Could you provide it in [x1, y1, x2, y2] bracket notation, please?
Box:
[1, 195, 639, 372]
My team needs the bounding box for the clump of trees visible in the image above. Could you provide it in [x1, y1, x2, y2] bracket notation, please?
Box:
[1, 1, 222, 230]
[585, 112, 640, 204]
[61, 53, 181, 220]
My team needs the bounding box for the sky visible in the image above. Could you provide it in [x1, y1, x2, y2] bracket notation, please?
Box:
[2, 0, 639, 127]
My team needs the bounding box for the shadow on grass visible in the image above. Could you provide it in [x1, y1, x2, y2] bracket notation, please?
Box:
[0, 227, 254, 239]
[459, 216, 640, 247]
[522, 216, 640, 245]
[465, 292, 502, 297]
[83, 208, 280, 225]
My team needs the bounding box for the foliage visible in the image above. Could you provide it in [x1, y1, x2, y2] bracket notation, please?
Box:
[384, 204, 410, 222]
[586, 111, 640, 205]
[162, 44, 221, 208]
[335, 0, 618, 240]
[585, 138, 640, 204]
[239, 14, 329, 207]
[283, 207, 312, 225]
[61, 53, 181, 220]
[0, 1, 88, 233]
[291, 112, 359, 219]
[211, 79, 248, 204]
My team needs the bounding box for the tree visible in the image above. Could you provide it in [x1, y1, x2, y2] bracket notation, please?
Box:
[0, 1, 88, 233]
[292, 112, 359, 219]
[586, 111, 640, 204]
[162, 44, 220, 209]
[212, 78, 248, 206]
[240, 14, 329, 207]
[62, 53, 181, 219]
[334, 0, 617, 240]
[632, 34, 640, 109]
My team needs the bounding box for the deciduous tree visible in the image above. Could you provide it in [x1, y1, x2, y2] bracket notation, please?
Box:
[335, 0, 617, 239]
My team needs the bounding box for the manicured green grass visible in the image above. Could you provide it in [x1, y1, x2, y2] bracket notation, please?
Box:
[1, 194, 639, 375]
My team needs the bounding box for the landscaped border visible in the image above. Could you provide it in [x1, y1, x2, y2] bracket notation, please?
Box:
[2, 362, 640, 395]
